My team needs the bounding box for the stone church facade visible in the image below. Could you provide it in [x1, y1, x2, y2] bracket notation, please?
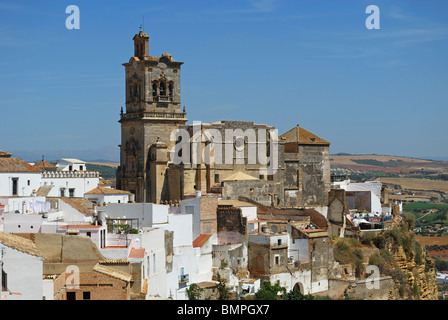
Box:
[116, 31, 331, 209]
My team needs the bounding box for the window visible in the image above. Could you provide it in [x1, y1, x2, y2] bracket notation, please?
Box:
[277, 239, 282, 246]
[11, 178, 18, 196]
[267, 174, 274, 181]
[2, 269, 7, 291]
[86, 232, 91, 237]
[274, 255, 280, 266]
[79, 165, 83, 171]
[168, 82, 174, 97]
[152, 82, 158, 96]
[83, 291, 90, 300]
[60, 188, 65, 197]
[214, 174, 219, 184]
[66, 292, 76, 300]
[69, 165, 73, 171]
[160, 82, 166, 96]
[69, 188, 75, 197]
[152, 253, 156, 274]
[27, 180, 30, 186]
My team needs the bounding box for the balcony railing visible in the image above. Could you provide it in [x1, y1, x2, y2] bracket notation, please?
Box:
[156, 95, 172, 102]
[178, 274, 189, 288]
[120, 111, 186, 121]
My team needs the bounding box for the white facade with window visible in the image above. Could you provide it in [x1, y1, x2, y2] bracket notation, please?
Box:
[55, 158, 87, 172]
[0, 232, 44, 300]
[40, 170, 100, 198]
[0, 172, 41, 197]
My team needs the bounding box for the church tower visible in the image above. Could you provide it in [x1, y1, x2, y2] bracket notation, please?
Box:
[116, 30, 187, 203]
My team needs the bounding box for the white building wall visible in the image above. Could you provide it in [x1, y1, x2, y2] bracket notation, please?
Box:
[3, 213, 43, 233]
[289, 238, 310, 263]
[179, 197, 201, 240]
[41, 171, 99, 198]
[0, 172, 41, 197]
[0, 196, 49, 214]
[140, 228, 167, 298]
[1, 245, 43, 300]
[56, 159, 86, 172]
[269, 269, 313, 294]
[105, 203, 170, 229]
[42, 278, 55, 300]
[85, 194, 130, 205]
[334, 179, 383, 214]
[58, 199, 93, 223]
[240, 206, 257, 221]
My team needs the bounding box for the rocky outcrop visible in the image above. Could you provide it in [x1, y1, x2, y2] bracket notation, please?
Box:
[389, 242, 438, 300]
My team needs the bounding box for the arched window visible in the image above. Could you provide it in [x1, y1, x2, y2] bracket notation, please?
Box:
[168, 82, 174, 97]
[160, 82, 166, 96]
[152, 82, 158, 97]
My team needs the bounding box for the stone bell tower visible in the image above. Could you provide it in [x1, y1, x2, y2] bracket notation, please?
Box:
[116, 30, 187, 203]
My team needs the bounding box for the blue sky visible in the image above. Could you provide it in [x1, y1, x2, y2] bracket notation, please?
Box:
[0, 0, 447, 161]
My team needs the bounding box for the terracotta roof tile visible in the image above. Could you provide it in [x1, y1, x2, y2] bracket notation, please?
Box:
[129, 248, 145, 259]
[36, 186, 52, 197]
[0, 231, 43, 257]
[0, 157, 41, 173]
[193, 234, 212, 248]
[85, 186, 131, 195]
[93, 263, 132, 282]
[280, 125, 330, 146]
[60, 197, 95, 215]
[33, 159, 56, 169]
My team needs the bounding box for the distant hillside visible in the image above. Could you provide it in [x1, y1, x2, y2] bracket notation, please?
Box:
[86, 163, 117, 180]
[330, 154, 448, 174]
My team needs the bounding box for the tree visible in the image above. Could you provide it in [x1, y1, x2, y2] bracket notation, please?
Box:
[255, 281, 286, 300]
[436, 211, 447, 225]
[186, 283, 204, 300]
[216, 273, 229, 300]
[283, 287, 314, 300]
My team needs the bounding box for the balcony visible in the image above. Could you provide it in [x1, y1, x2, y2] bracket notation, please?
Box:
[156, 95, 172, 102]
[178, 274, 189, 289]
[120, 111, 186, 121]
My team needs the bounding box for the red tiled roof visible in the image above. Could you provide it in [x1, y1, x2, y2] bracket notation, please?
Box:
[85, 186, 131, 195]
[33, 159, 56, 169]
[280, 125, 330, 145]
[60, 197, 95, 216]
[0, 157, 41, 173]
[193, 234, 212, 248]
[0, 231, 43, 257]
[129, 248, 145, 259]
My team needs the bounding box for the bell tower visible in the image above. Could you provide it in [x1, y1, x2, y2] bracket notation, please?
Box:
[116, 30, 187, 203]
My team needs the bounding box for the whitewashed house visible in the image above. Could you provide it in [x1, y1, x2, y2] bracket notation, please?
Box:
[332, 179, 384, 215]
[139, 227, 167, 299]
[0, 153, 41, 197]
[104, 201, 214, 300]
[56, 158, 87, 172]
[84, 186, 134, 205]
[0, 231, 44, 300]
[39, 170, 100, 198]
